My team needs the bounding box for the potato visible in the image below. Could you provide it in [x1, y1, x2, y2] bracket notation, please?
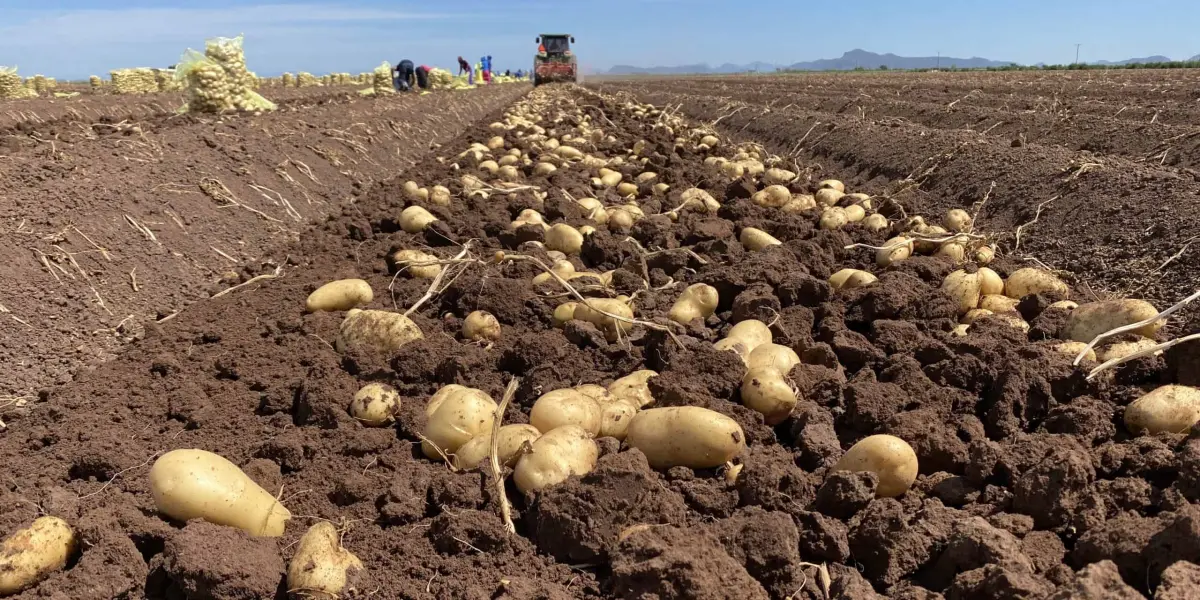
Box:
[714, 319, 773, 363]
[478, 160, 499, 175]
[429, 185, 452, 207]
[1049, 300, 1079, 311]
[403, 181, 429, 202]
[533, 259, 575, 285]
[1125, 385, 1200, 435]
[513, 208, 549, 230]
[399, 205, 438, 233]
[149, 449, 292, 536]
[626, 406, 746, 469]
[545, 223, 585, 254]
[1097, 338, 1162, 363]
[576, 198, 609, 224]
[0, 517, 77, 596]
[452, 424, 541, 470]
[1048, 341, 1096, 362]
[573, 298, 635, 341]
[936, 242, 965, 263]
[608, 370, 659, 408]
[974, 245, 995, 265]
[862, 213, 889, 232]
[514, 425, 599, 493]
[742, 366, 797, 425]
[597, 394, 639, 440]
[668, 283, 719, 325]
[818, 179, 845, 193]
[349, 383, 400, 427]
[670, 188, 719, 219]
[636, 171, 658, 184]
[497, 165, 521, 182]
[746, 342, 801, 373]
[844, 204, 866, 223]
[978, 267, 1004, 296]
[833, 434, 918, 497]
[815, 188, 845, 207]
[846, 192, 872, 208]
[740, 227, 782, 251]
[980, 294, 1020, 313]
[555, 145, 583, 160]
[534, 162, 557, 176]
[392, 249, 441, 279]
[599, 169, 623, 188]
[286, 522, 363, 599]
[653, 182, 670, 196]
[782, 194, 817, 214]
[463, 310, 501, 343]
[553, 302, 579, 327]
[943, 209, 972, 233]
[530, 388, 603, 436]
[942, 270, 983, 315]
[819, 207, 848, 230]
[498, 154, 519, 167]
[829, 269, 877, 291]
[950, 324, 970, 337]
[608, 205, 644, 230]
[335, 309, 423, 356]
[422, 385, 498, 459]
[1061, 299, 1162, 343]
[1005, 267, 1068, 300]
[751, 185, 791, 209]
[762, 168, 796, 185]
[876, 237, 913, 268]
[961, 308, 993, 324]
[700, 134, 719, 147]
[306, 279, 373, 313]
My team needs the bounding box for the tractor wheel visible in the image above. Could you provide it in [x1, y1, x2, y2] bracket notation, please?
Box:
[533, 74, 541, 87]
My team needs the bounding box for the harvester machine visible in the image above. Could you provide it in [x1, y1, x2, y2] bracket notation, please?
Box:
[533, 34, 577, 86]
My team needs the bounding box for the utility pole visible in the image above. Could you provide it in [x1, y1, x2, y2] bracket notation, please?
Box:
[1074, 43, 1081, 65]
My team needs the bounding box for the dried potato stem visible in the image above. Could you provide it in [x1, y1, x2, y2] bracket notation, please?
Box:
[210, 265, 283, 299]
[490, 378, 520, 535]
[1073, 288, 1200, 366]
[402, 242, 475, 317]
[1013, 195, 1060, 251]
[1086, 333, 1200, 380]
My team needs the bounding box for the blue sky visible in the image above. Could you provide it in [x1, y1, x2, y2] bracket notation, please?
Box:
[2, 0, 1197, 79]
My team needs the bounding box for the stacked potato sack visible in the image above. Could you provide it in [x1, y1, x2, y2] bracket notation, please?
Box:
[297, 72, 318, 87]
[88, 75, 102, 90]
[427, 68, 457, 89]
[30, 75, 48, 95]
[281, 72, 294, 87]
[45, 77, 57, 89]
[177, 35, 276, 113]
[204, 36, 272, 110]
[0, 67, 36, 99]
[371, 61, 394, 95]
[180, 55, 234, 112]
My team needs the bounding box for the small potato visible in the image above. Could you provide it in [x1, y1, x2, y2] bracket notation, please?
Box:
[978, 267, 1004, 296]
[486, 135, 505, 150]
[399, 205, 438, 233]
[1048, 341, 1096, 362]
[392, 249, 441, 279]
[742, 366, 797, 425]
[720, 161, 745, 179]
[950, 323, 970, 337]
[833, 434, 918, 497]
[403, 180, 426, 201]
[498, 154, 519, 167]
[668, 283, 719, 325]
[0, 517, 77, 596]
[597, 394, 639, 440]
[980, 294, 1019, 313]
[349, 383, 400, 427]
[626, 406, 747, 470]
[608, 370, 658, 408]
[782, 194, 817, 214]
[714, 319, 773, 364]
[740, 227, 782, 251]
[746, 343, 801, 373]
[1125, 385, 1200, 435]
[553, 302, 579, 327]
[1097, 338, 1162, 363]
[815, 188, 845, 207]
[514, 425, 599, 493]
[829, 269, 878, 291]
[478, 160, 500, 175]
[974, 245, 995, 265]
[150, 449, 292, 536]
[599, 170, 623, 188]
[636, 171, 658, 184]
[306, 279, 373, 313]
[429, 185, 452, 207]
[672, 188, 720, 219]
[555, 145, 583, 160]
[763, 168, 797, 185]
[422, 385, 498, 459]
[845, 192, 872, 208]
[286, 522, 363, 599]
[943, 209, 973, 233]
[961, 308, 994, 324]
[463, 310, 501, 343]
[1005, 267, 1068, 300]
[912, 225, 947, 254]
[497, 165, 521, 182]
[862, 213, 889, 232]
[453, 424, 541, 470]
[616, 182, 639, 197]
[936, 242, 965, 263]
[819, 207, 848, 230]
[653, 183, 670, 196]
[573, 298, 635, 341]
[513, 208, 549, 230]
[546, 223, 585, 254]
[942, 270, 983, 315]
[530, 388, 603, 436]
[335, 309, 423, 356]
[1061, 299, 1162, 343]
[577, 198, 609, 224]
[876, 237, 913, 268]
[818, 179, 846, 193]
[844, 204, 866, 223]
[751, 185, 792, 209]
[699, 134, 720, 147]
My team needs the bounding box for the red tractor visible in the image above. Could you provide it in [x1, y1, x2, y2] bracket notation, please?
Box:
[533, 34, 577, 86]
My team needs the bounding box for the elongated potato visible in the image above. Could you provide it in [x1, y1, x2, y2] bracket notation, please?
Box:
[149, 449, 292, 536]
[349, 383, 401, 427]
[829, 269, 877, 291]
[668, 283, 719, 325]
[782, 194, 818, 214]
[1005, 267, 1068, 300]
[1061, 299, 1162, 343]
[335, 309, 423, 356]
[742, 366, 797, 425]
[714, 319, 772, 364]
[422, 385, 498, 459]
[626, 406, 746, 469]
[746, 343, 801, 373]
[1097, 338, 1162, 363]
[608, 370, 658, 408]
[819, 179, 846, 193]
[833, 434, 918, 498]
[533, 259, 575, 285]
[740, 227, 782, 251]
[1125, 385, 1200, 435]
[399, 205, 437, 233]
[0, 517, 77, 596]
[306, 279, 373, 313]
[763, 168, 796, 185]
[553, 302, 579, 327]
[286, 522, 363, 599]
[530, 388, 602, 436]
[751, 185, 791, 209]
[573, 298, 635, 341]
[453, 424, 541, 470]
[942, 270, 982, 315]
[514, 425, 599, 493]
[392, 249, 441, 279]
[980, 294, 1019, 313]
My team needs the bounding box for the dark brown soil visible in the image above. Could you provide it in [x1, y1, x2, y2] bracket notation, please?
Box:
[2, 79, 1199, 599]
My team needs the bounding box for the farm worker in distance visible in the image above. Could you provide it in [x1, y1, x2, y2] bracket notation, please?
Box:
[480, 56, 490, 84]
[487, 56, 494, 82]
[393, 59, 415, 91]
[457, 56, 470, 75]
[474, 61, 483, 83]
[415, 64, 431, 90]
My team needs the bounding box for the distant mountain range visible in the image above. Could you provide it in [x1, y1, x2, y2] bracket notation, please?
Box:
[606, 49, 1200, 74]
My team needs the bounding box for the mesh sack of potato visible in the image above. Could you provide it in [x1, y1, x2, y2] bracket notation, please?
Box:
[0, 67, 24, 99]
[203, 35, 274, 111]
[371, 61, 395, 95]
[88, 75, 102, 90]
[427, 67, 454, 89]
[175, 50, 234, 113]
[281, 72, 294, 86]
[30, 75, 47, 94]
[297, 72, 318, 87]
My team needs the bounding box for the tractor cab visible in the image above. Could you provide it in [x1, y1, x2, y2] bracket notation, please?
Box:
[533, 34, 578, 86]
